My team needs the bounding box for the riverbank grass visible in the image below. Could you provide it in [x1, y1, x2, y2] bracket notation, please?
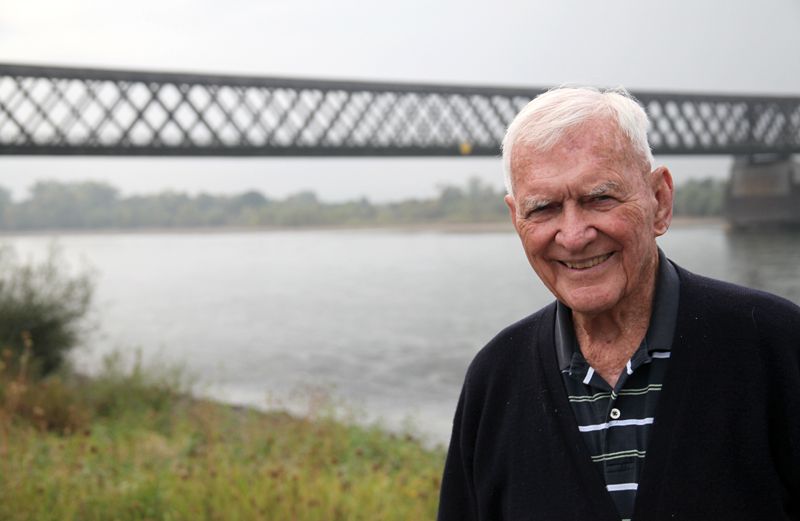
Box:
[0, 352, 445, 520]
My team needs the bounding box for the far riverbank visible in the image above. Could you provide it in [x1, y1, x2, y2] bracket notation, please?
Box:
[0, 216, 725, 237]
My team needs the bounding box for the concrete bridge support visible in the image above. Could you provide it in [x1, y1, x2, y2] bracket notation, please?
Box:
[726, 155, 800, 228]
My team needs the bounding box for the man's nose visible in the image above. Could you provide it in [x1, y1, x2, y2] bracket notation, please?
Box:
[554, 205, 596, 251]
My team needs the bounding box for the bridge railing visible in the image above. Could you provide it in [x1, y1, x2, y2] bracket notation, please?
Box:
[1, 63, 799, 157]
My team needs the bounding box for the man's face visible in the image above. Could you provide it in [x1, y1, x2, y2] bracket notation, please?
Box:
[505, 118, 673, 316]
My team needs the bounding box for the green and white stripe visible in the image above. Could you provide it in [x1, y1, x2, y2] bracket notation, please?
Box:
[591, 449, 647, 463]
[568, 384, 662, 403]
[616, 384, 662, 397]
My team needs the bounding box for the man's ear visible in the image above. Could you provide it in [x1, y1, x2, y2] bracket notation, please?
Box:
[651, 166, 674, 236]
[505, 194, 519, 231]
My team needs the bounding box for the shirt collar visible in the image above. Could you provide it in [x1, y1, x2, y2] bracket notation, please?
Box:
[554, 248, 680, 371]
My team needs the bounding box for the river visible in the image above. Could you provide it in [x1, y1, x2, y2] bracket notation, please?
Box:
[3, 222, 799, 445]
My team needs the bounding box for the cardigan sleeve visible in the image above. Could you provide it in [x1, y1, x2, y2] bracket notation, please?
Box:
[437, 384, 479, 521]
[753, 298, 800, 519]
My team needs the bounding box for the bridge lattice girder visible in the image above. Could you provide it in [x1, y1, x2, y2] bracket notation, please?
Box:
[1, 63, 799, 157]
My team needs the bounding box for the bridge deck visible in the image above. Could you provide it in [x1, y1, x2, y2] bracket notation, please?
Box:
[1, 63, 799, 157]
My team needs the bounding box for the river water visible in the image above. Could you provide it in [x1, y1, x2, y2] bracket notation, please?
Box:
[3, 222, 799, 445]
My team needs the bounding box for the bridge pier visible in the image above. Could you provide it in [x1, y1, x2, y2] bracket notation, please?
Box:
[726, 155, 800, 228]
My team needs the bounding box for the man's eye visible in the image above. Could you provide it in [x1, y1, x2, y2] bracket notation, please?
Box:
[526, 204, 556, 218]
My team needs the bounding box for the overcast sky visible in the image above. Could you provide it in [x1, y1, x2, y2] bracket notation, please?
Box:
[1, 0, 798, 201]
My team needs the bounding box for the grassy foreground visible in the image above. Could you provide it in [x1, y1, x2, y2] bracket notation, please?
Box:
[0, 351, 445, 521]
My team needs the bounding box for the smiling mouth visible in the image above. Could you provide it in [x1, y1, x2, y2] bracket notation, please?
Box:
[560, 252, 614, 270]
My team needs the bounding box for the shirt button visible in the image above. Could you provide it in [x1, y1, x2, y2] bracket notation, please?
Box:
[610, 408, 621, 420]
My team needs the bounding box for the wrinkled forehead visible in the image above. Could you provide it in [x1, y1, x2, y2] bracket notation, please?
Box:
[510, 117, 645, 180]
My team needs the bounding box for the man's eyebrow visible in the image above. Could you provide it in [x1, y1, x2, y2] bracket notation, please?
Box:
[585, 181, 621, 197]
[519, 196, 552, 214]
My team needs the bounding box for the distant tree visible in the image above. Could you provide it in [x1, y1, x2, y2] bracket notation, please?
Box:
[275, 191, 323, 226]
[11, 181, 119, 229]
[0, 177, 514, 230]
[673, 178, 727, 216]
[433, 177, 507, 222]
[233, 190, 269, 208]
[227, 191, 270, 226]
[0, 187, 11, 229]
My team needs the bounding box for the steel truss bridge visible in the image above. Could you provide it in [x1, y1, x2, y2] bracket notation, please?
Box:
[1, 63, 799, 158]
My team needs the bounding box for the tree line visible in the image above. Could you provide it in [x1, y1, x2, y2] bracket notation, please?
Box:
[0, 176, 727, 231]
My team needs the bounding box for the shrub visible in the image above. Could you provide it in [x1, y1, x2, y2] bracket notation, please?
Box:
[0, 244, 93, 375]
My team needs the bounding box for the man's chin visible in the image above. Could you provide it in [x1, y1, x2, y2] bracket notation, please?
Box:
[557, 290, 618, 315]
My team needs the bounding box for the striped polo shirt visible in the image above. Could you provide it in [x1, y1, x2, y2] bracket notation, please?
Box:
[555, 250, 679, 521]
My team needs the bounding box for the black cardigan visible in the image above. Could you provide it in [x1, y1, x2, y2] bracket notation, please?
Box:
[438, 265, 800, 521]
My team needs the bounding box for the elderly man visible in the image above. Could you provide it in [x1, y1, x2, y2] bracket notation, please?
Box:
[437, 87, 800, 521]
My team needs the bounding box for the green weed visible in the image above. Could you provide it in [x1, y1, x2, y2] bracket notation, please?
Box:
[0, 351, 445, 520]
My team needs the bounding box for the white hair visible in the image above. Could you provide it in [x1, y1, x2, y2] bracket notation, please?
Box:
[501, 86, 654, 195]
